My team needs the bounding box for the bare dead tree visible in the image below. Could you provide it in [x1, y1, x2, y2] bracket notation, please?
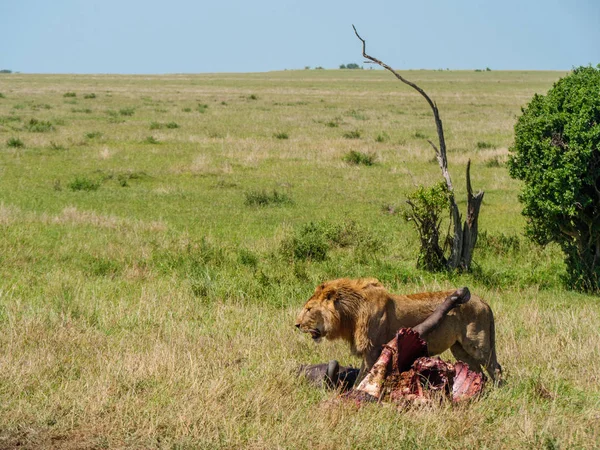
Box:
[353, 25, 483, 271]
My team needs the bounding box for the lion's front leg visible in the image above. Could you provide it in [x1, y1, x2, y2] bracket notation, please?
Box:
[356, 347, 382, 383]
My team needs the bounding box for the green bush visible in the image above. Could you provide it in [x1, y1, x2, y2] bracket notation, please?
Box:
[343, 130, 361, 139]
[403, 182, 451, 271]
[119, 107, 135, 116]
[26, 118, 53, 132]
[63, 92, 77, 98]
[273, 132, 288, 140]
[244, 189, 293, 207]
[280, 220, 380, 262]
[508, 65, 600, 291]
[67, 176, 100, 192]
[6, 137, 24, 148]
[83, 93, 96, 99]
[343, 150, 375, 166]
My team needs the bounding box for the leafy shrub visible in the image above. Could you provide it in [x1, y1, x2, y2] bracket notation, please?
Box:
[343, 150, 375, 166]
[508, 65, 600, 291]
[347, 110, 368, 121]
[343, 130, 361, 139]
[149, 121, 162, 130]
[280, 220, 380, 261]
[197, 104, 209, 113]
[273, 132, 289, 140]
[244, 189, 293, 207]
[85, 131, 102, 139]
[248, 94, 258, 100]
[68, 176, 100, 192]
[477, 231, 521, 255]
[182, 107, 192, 112]
[375, 132, 390, 143]
[144, 136, 159, 144]
[476, 141, 495, 149]
[414, 131, 428, 139]
[83, 93, 96, 99]
[72, 108, 92, 113]
[238, 248, 258, 267]
[165, 122, 179, 129]
[26, 118, 54, 132]
[0, 93, 5, 98]
[281, 222, 329, 261]
[63, 92, 77, 97]
[403, 182, 451, 271]
[119, 107, 135, 116]
[6, 137, 24, 148]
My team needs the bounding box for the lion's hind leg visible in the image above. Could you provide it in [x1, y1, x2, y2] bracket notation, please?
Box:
[450, 342, 483, 374]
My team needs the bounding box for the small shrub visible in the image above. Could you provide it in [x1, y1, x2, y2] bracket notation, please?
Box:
[32, 103, 52, 110]
[83, 93, 96, 99]
[0, 93, 5, 98]
[280, 220, 380, 261]
[476, 141, 495, 149]
[144, 136, 159, 144]
[197, 104, 209, 113]
[343, 150, 375, 166]
[6, 137, 24, 148]
[26, 118, 54, 132]
[12, 104, 25, 110]
[273, 132, 289, 140]
[244, 189, 293, 207]
[63, 92, 77, 97]
[485, 156, 503, 168]
[238, 248, 258, 267]
[68, 176, 100, 192]
[414, 131, 428, 139]
[325, 120, 339, 128]
[85, 131, 102, 139]
[149, 121, 162, 130]
[375, 132, 390, 143]
[165, 122, 179, 129]
[119, 107, 135, 116]
[248, 94, 258, 100]
[281, 222, 329, 261]
[403, 182, 451, 271]
[347, 109, 368, 121]
[182, 107, 192, 112]
[478, 231, 521, 255]
[343, 130, 361, 139]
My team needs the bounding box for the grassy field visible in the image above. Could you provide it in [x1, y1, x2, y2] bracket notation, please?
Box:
[0, 69, 599, 449]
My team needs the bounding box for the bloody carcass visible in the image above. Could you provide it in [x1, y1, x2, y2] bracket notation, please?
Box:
[299, 287, 485, 405]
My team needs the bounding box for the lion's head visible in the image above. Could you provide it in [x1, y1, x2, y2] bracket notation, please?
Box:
[295, 278, 382, 343]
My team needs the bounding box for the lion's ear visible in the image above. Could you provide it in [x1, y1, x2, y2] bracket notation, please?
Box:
[325, 289, 338, 302]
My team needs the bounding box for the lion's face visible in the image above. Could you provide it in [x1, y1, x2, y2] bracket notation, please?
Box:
[295, 283, 340, 343]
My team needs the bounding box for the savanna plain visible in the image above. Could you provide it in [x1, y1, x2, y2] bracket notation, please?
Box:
[0, 69, 599, 449]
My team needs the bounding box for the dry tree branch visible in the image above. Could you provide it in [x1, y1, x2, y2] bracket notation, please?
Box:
[353, 25, 484, 270]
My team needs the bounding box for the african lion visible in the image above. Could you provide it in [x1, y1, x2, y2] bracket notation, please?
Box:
[295, 278, 502, 382]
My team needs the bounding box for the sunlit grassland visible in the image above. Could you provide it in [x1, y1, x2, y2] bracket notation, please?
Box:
[0, 70, 598, 449]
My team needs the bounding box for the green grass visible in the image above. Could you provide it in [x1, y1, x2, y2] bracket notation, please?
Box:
[0, 70, 598, 449]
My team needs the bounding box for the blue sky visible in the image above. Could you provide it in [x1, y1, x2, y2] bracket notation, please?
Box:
[1, 0, 599, 74]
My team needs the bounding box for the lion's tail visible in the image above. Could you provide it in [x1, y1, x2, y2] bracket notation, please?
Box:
[488, 307, 502, 383]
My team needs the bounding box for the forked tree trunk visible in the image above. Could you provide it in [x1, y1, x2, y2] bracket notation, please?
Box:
[353, 26, 483, 271]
